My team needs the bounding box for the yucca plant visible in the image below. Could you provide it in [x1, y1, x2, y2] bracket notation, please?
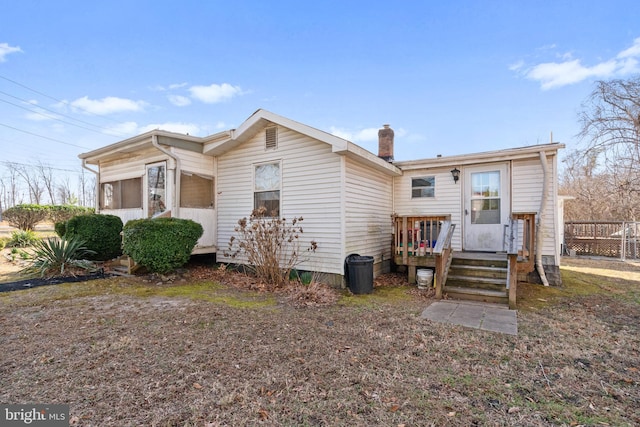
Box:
[22, 236, 96, 278]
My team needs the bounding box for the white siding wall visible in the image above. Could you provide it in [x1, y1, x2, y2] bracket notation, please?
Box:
[393, 168, 463, 250]
[216, 126, 344, 274]
[512, 155, 559, 262]
[344, 158, 394, 272]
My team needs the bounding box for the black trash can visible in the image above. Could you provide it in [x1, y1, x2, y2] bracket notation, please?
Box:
[346, 255, 374, 294]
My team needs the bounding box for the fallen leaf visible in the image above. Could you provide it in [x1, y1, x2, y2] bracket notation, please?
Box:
[448, 411, 456, 417]
[258, 409, 269, 420]
[389, 404, 400, 412]
[508, 406, 520, 414]
[193, 382, 203, 389]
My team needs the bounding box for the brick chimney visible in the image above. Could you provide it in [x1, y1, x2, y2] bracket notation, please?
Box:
[378, 124, 394, 162]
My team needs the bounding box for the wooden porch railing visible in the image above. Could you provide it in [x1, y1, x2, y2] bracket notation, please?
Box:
[505, 217, 520, 309]
[433, 221, 455, 299]
[510, 212, 536, 274]
[392, 215, 455, 289]
[393, 215, 448, 261]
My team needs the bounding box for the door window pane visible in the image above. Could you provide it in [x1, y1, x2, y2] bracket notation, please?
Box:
[470, 171, 501, 224]
[148, 163, 166, 217]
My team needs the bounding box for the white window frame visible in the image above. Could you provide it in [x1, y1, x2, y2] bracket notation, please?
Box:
[411, 176, 436, 199]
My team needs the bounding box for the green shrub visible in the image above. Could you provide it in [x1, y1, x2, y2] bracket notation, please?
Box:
[47, 205, 94, 224]
[22, 236, 96, 278]
[7, 230, 40, 248]
[65, 214, 123, 261]
[54, 221, 67, 238]
[2, 204, 49, 231]
[0, 237, 7, 250]
[122, 217, 203, 274]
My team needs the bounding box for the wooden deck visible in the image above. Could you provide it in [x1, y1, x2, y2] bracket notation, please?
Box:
[393, 213, 537, 309]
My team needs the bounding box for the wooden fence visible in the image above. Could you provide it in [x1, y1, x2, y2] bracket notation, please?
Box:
[564, 221, 640, 259]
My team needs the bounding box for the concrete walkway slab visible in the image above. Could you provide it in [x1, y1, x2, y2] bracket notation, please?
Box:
[421, 300, 517, 335]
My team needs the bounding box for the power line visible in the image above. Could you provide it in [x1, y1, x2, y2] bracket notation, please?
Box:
[0, 122, 90, 149]
[0, 89, 128, 136]
[0, 73, 125, 125]
[0, 160, 82, 173]
[0, 96, 118, 136]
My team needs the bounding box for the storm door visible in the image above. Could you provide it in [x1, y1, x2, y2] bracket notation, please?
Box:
[463, 164, 509, 251]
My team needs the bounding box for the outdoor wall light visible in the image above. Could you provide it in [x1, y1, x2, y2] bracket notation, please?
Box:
[450, 167, 460, 183]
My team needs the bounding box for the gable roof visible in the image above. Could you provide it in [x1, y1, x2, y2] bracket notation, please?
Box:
[79, 109, 401, 176]
[78, 129, 206, 164]
[203, 109, 402, 176]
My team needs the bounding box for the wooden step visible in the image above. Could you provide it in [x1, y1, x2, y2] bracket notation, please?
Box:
[451, 257, 508, 268]
[448, 265, 507, 279]
[446, 275, 506, 292]
[443, 286, 508, 304]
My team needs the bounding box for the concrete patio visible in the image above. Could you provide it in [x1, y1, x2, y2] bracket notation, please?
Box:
[421, 300, 518, 335]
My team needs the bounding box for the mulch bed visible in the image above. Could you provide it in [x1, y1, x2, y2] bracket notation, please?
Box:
[0, 271, 113, 293]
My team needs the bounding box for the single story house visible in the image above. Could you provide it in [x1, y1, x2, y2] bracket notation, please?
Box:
[79, 109, 564, 297]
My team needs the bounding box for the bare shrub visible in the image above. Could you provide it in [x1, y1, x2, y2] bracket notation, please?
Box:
[225, 207, 317, 288]
[286, 281, 340, 307]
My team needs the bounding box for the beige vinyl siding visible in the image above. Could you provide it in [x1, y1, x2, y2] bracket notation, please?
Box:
[216, 126, 344, 274]
[512, 156, 558, 260]
[393, 168, 462, 250]
[344, 158, 394, 273]
[173, 147, 214, 176]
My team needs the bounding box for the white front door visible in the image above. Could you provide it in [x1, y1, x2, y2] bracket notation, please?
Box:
[463, 164, 509, 251]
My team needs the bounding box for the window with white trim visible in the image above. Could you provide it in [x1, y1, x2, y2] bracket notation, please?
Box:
[411, 176, 435, 198]
[254, 162, 280, 216]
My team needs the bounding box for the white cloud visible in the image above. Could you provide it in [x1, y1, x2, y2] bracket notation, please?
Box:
[508, 60, 524, 72]
[69, 96, 147, 115]
[0, 43, 22, 62]
[330, 126, 407, 143]
[99, 121, 138, 136]
[189, 83, 243, 103]
[527, 59, 618, 90]
[514, 37, 640, 90]
[215, 121, 226, 129]
[139, 122, 201, 135]
[169, 82, 188, 90]
[617, 37, 640, 58]
[168, 94, 191, 107]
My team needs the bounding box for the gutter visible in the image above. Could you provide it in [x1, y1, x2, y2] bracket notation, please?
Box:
[152, 134, 180, 217]
[81, 159, 100, 211]
[536, 151, 550, 286]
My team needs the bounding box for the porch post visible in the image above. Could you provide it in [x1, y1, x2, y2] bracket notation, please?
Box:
[508, 253, 518, 309]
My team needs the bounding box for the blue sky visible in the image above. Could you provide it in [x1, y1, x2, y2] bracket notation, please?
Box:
[1, 0, 640, 180]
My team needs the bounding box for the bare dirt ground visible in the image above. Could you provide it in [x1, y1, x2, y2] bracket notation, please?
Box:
[1, 256, 639, 426]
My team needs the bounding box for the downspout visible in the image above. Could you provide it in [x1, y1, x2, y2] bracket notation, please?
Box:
[537, 151, 550, 286]
[152, 135, 180, 217]
[82, 159, 100, 212]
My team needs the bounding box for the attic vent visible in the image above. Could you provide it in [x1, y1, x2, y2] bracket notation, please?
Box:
[265, 127, 277, 150]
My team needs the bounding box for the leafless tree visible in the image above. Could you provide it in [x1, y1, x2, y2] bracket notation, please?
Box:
[2, 163, 24, 207]
[37, 161, 57, 204]
[78, 169, 96, 207]
[13, 163, 44, 204]
[576, 76, 640, 221]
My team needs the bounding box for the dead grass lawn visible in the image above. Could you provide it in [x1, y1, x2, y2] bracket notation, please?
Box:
[1, 257, 639, 426]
